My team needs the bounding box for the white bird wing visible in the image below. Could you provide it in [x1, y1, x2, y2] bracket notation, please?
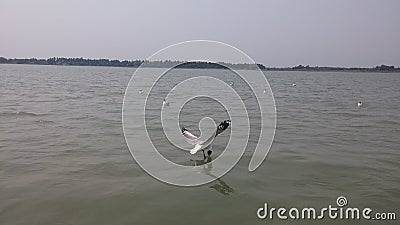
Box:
[182, 130, 201, 145]
[190, 144, 203, 154]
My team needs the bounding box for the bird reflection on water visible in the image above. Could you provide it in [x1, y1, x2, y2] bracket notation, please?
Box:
[190, 156, 234, 196]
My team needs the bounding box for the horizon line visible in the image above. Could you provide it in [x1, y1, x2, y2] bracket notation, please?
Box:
[0, 56, 399, 70]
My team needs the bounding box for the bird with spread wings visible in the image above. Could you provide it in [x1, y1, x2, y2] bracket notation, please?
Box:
[181, 120, 231, 159]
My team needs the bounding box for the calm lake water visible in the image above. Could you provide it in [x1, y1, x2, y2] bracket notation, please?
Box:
[0, 64, 399, 225]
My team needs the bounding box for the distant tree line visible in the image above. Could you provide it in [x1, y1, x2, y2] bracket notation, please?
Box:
[0, 57, 143, 67]
[265, 64, 400, 72]
[0, 57, 265, 70]
[1, 57, 398, 72]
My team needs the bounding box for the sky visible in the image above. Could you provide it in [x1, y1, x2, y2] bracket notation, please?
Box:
[1, 0, 399, 67]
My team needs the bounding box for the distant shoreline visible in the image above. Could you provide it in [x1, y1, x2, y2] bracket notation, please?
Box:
[264, 65, 400, 73]
[1, 57, 399, 73]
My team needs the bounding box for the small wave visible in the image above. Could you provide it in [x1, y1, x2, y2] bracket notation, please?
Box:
[0, 111, 49, 117]
[69, 115, 93, 120]
[36, 119, 55, 124]
[326, 111, 370, 118]
[18, 111, 49, 117]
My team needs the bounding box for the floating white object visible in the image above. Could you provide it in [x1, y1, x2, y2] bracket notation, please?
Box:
[162, 98, 169, 107]
[357, 101, 362, 107]
[292, 83, 296, 87]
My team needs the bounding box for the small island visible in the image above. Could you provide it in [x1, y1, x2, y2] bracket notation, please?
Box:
[0, 57, 399, 72]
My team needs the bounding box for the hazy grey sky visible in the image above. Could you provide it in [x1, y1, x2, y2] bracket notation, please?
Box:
[1, 0, 399, 67]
